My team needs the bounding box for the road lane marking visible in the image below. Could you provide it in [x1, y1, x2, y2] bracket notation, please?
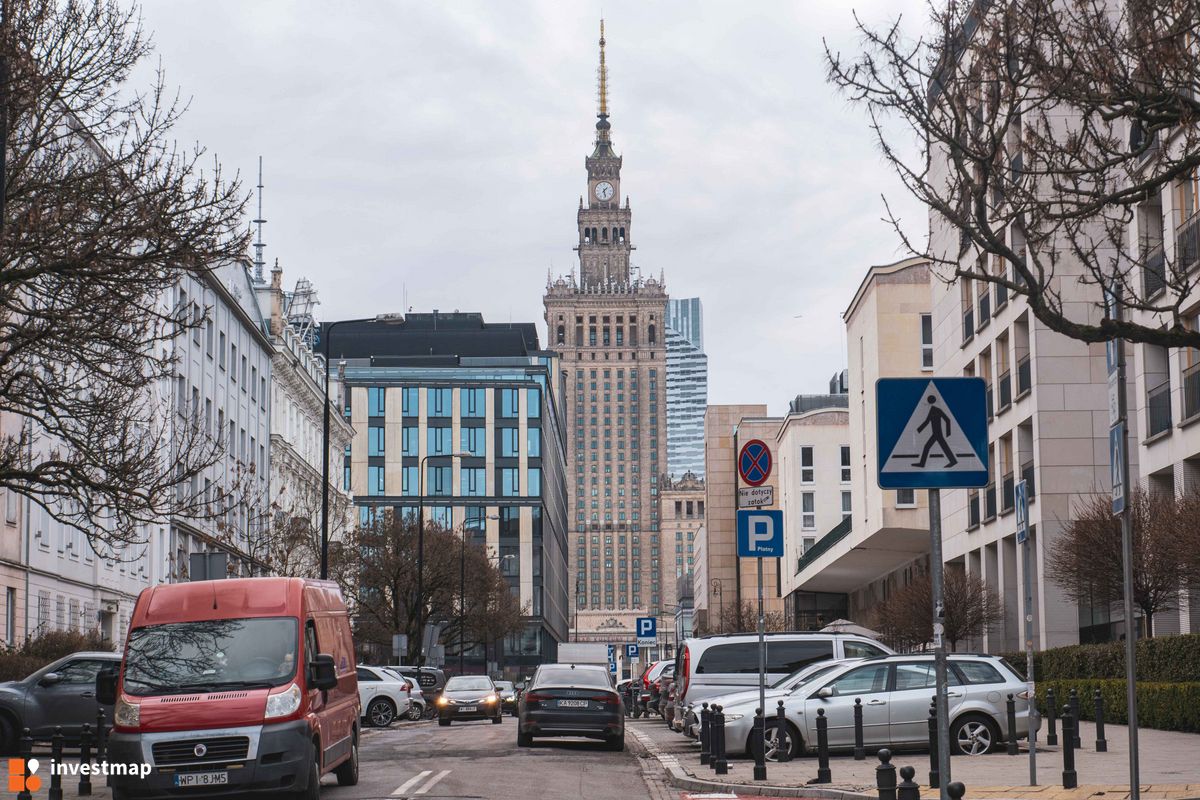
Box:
[391, 770, 432, 796]
[413, 769, 450, 795]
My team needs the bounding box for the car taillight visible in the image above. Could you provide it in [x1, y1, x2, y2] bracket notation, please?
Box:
[524, 692, 548, 703]
[653, 680, 661, 690]
[592, 694, 619, 705]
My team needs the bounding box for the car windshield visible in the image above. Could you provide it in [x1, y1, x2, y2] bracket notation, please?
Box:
[784, 663, 840, 692]
[124, 617, 298, 696]
[494, 681, 514, 690]
[535, 667, 610, 689]
[445, 676, 492, 691]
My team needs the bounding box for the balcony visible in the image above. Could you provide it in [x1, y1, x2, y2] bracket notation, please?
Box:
[962, 308, 975, 344]
[1001, 471, 1015, 514]
[1178, 211, 1200, 273]
[998, 370, 1012, 411]
[978, 290, 992, 329]
[1184, 362, 1200, 423]
[1021, 459, 1036, 500]
[967, 490, 981, 530]
[1016, 354, 1032, 397]
[1143, 241, 1166, 298]
[984, 483, 997, 521]
[1147, 379, 1172, 438]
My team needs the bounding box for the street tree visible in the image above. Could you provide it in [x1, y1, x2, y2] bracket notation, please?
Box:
[698, 600, 787, 636]
[336, 512, 526, 665]
[873, 569, 1004, 651]
[0, 0, 248, 558]
[1045, 488, 1200, 637]
[827, 0, 1200, 348]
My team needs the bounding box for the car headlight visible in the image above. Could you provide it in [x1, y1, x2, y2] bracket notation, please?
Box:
[265, 684, 302, 719]
[482, 694, 498, 704]
[722, 713, 744, 721]
[437, 696, 450, 706]
[114, 697, 140, 728]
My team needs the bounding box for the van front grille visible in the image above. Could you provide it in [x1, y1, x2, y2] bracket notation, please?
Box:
[152, 736, 249, 765]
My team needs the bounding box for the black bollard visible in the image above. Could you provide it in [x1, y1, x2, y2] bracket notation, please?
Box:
[1045, 688, 1058, 746]
[1061, 705, 1078, 789]
[700, 703, 712, 765]
[876, 748, 897, 800]
[927, 699, 940, 790]
[17, 727, 34, 800]
[1068, 688, 1081, 748]
[854, 697, 866, 760]
[947, 781, 966, 800]
[95, 707, 107, 761]
[50, 726, 64, 800]
[78, 722, 93, 796]
[1006, 693, 1019, 755]
[752, 707, 767, 781]
[813, 708, 831, 784]
[776, 700, 790, 763]
[897, 765, 921, 800]
[712, 705, 728, 776]
[1094, 689, 1107, 752]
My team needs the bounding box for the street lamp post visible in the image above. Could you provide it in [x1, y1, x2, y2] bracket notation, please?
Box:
[485, 549, 517, 677]
[459, 513, 500, 674]
[710, 578, 724, 633]
[417, 450, 471, 667]
[320, 315, 399, 579]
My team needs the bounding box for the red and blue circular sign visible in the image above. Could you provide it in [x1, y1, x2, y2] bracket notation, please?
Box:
[738, 439, 772, 486]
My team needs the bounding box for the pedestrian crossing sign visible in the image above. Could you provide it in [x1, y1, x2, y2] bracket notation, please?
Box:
[877, 378, 989, 489]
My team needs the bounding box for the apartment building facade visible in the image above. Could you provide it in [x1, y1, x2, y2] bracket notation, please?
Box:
[659, 471, 703, 652]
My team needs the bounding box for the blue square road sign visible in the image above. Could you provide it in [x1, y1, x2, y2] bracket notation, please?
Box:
[737, 509, 784, 558]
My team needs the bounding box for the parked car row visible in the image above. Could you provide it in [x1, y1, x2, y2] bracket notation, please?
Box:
[639, 630, 1038, 763]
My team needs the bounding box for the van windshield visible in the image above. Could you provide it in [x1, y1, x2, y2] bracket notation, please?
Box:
[124, 617, 298, 696]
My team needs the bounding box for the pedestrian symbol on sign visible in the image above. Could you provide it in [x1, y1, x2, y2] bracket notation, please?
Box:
[881, 381, 985, 477]
[914, 396, 957, 468]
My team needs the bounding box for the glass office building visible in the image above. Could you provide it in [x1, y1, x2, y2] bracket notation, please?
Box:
[666, 298, 707, 478]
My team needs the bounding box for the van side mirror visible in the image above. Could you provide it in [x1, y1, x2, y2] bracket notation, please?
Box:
[38, 672, 62, 687]
[310, 654, 338, 691]
[96, 667, 119, 705]
[816, 686, 834, 699]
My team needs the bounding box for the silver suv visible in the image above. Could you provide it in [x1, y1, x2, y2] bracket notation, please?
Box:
[713, 653, 1034, 761]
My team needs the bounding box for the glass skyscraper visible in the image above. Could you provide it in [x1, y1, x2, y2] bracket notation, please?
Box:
[666, 298, 707, 478]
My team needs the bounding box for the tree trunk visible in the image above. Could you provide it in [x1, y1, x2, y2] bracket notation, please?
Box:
[1139, 606, 1154, 638]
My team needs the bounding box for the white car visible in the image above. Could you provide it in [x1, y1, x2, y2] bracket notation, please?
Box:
[390, 671, 427, 720]
[357, 665, 413, 727]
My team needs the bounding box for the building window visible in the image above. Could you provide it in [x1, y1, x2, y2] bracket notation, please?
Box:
[368, 426, 385, 456]
[401, 387, 419, 415]
[402, 466, 418, 496]
[461, 427, 486, 457]
[499, 468, 520, 497]
[527, 427, 541, 457]
[921, 313, 934, 370]
[841, 491, 852, 521]
[428, 466, 452, 496]
[528, 387, 541, 418]
[402, 427, 418, 456]
[218, 332, 226, 369]
[463, 388, 485, 418]
[801, 446, 814, 483]
[840, 445, 851, 482]
[528, 467, 542, 496]
[802, 492, 815, 530]
[368, 387, 386, 416]
[368, 466, 385, 496]
[499, 388, 519, 418]
[463, 468, 486, 497]
[428, 427, 452, 455]
[500, 427, 521, 457]
[429, 388, 452, 417]
[896, 489, 917, 507]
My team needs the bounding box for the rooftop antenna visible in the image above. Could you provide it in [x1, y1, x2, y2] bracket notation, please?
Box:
[252, 156, 266, 283]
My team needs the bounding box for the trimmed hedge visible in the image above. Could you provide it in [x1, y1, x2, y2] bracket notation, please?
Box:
[1034, 679, 1200, 733]
[1000, 633, 1200, 683]
[0, 630, 111, 682]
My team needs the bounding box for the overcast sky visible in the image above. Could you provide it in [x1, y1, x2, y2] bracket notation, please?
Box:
[139, 1, 928, 415]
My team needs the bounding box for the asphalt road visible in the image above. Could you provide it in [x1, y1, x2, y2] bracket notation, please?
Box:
[314, 716, 672, 800]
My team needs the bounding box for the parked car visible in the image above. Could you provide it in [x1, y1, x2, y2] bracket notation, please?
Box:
[616, 678, 633, 716]
[437, 675, 503, 726]
[0, 651, 121, 752]
[494, 680, 518, 716]
[517, 664, 623, 751]
[388, 665, 447, 709]
[393, 674, 427, 720]
[356, 665, 412, 727]
[102, 577, 360, 800]
[648, 663, 674, 716]
[716, 654, 1034, 761]
[634, 660, 670, 717]
[674, 631, 893, 713]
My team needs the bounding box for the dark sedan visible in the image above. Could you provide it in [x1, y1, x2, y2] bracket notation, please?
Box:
[0, 651, 120, 752]
[437, 675, 503, 725]
[517, 664, 623, 751]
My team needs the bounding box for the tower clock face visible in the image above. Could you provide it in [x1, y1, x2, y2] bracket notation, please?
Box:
[594, 181, 614, 201]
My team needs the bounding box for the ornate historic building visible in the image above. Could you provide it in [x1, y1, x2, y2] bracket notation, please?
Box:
[544, 21, 668, 643]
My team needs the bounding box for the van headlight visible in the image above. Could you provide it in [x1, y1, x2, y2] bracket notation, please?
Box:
[114, 697, 140, 728]
[265, 684, 302, 719]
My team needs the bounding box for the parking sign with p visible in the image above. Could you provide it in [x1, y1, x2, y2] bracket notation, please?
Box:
[636, 617, 656, 646]
[737, 509, 784, 557]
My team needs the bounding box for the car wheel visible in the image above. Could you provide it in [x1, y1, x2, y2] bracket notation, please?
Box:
[367, 697, 397, 728]
[517, 731, 533, 747]
[491, 714, 503, 724]
[951, 713, 1000, 756]
[438, 717, 451, 727]
[605, 734, 625, 752]
[407, 703, 423, 722]
[759, 720, 802, 762]
[334, 735, 359, 786]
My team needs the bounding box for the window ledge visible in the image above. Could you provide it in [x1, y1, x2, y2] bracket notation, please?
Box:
[966, 523, 980, 532]
[962, 334, 975, 348]
[1014, 388, 1031, 402]
[1000, 506, 1014, 517]
[1178, 411, 1200, 430]
[1143, 428, 1172, 446]
[997, 402, 1011, 415]
[982, 514, 997, 524]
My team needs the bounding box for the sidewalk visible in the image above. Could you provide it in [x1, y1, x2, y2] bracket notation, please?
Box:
[628, 718, 1200, 800]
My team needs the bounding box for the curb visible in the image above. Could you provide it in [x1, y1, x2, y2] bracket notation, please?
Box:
[627, 726, 875, 800]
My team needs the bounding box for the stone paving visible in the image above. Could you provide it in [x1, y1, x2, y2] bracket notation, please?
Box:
[630, 717, 1200, 800]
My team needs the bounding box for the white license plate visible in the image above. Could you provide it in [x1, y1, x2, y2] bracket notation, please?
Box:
[558, 699, 588, 708]
[460, 705, 476, 712]
[174, 772, 228, 787]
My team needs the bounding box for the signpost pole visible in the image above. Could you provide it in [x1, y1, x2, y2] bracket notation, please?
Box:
[755, 554, 767, 781]
[1017, 480, 1037, 786]
[928, 488, 951, 800]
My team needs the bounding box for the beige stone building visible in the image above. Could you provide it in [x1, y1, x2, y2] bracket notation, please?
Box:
[543, 24, 669, 644]
[659, 472, 703, 650]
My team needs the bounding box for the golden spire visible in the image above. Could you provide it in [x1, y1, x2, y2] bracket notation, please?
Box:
[597, 18, 608, 120]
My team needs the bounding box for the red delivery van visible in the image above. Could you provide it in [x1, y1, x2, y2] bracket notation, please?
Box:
[100, 577, 360, 800]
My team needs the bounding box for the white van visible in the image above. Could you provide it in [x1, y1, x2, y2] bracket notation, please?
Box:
[675, 632, 893, 710]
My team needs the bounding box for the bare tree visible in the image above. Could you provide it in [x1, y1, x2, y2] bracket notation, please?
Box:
[0, 1, 248, 558]
[696, 600, 788, 636]
[827, 0, 1200, 348]
[1045, 487, 1200, 636]
[873, 570, 1004, 651]
[335, 512, 527, 665]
